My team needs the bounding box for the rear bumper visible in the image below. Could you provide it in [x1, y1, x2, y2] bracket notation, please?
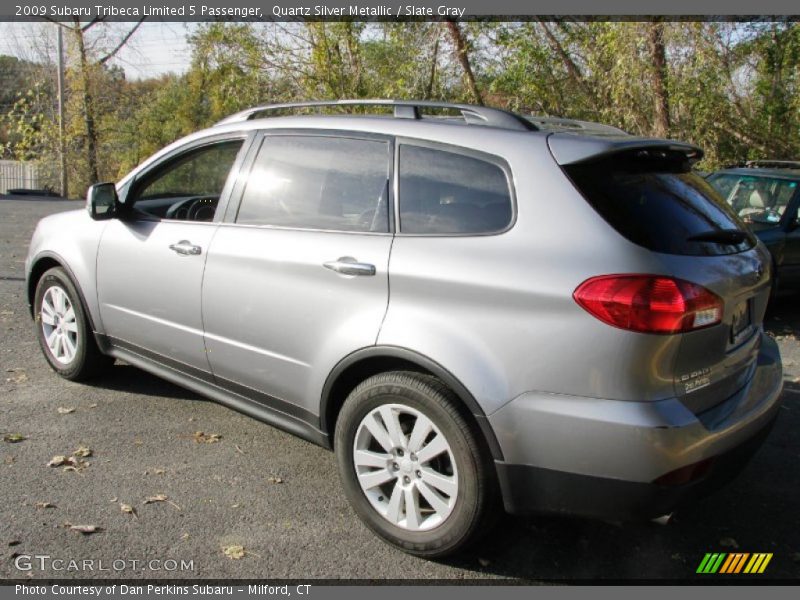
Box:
[490, 332, 783, 519]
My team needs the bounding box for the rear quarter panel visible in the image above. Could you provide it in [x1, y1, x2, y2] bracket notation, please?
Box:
[378, 135, 690, 415]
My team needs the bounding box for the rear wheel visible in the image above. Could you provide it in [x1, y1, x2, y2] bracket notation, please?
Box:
[34, 267, 111, 381]
[334, 371, 498, 557]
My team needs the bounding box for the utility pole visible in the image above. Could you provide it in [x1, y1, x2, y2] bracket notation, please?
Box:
[56, 25, 67, 198]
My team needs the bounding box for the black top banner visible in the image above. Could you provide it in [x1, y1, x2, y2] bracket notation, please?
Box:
[4, 0, 800, 21]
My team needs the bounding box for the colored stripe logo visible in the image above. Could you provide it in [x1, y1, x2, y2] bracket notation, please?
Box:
[696, 553, 773, 574]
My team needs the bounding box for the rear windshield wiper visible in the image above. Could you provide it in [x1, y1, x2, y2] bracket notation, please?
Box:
[687, 229, 748, 245]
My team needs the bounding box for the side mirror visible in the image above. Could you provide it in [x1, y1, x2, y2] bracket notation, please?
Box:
[86, 183, 118, 220]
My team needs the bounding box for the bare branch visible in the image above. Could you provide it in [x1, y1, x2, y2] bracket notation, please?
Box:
[98, 18, 146, 65]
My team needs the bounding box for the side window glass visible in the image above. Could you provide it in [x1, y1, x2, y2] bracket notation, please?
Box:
[398, 145, 512, 234]
[129, 140, 243, 221]
[236, 136, 390, 233]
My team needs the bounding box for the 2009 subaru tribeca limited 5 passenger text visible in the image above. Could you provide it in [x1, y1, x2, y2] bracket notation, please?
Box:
[26, 100, 783, 557]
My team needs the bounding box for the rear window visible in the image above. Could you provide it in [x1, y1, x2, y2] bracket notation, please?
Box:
[564, 152, 755, 256]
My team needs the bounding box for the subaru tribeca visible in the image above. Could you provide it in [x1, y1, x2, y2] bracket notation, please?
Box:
[26, 100, 783, 557]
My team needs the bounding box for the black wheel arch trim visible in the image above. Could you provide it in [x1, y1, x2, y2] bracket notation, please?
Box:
[320, 345, 505, 461]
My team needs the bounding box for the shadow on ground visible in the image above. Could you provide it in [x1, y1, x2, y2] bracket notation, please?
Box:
[88, 364, 203, 402]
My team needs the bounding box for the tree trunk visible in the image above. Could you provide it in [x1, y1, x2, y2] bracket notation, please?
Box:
[425, 35, 440, 99]
[647, 22, 671, 138]
[537, 20, 597, 110]
[444, 21, 482, 105]
[73, 19, 99, 185]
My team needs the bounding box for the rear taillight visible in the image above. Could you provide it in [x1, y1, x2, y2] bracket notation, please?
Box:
[573, 275, 723, 334]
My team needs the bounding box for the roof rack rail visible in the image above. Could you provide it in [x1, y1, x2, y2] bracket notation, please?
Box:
[214, 99, 538, 132]
[744, 160, 800, 170]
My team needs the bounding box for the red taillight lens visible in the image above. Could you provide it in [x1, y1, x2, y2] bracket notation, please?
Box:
[573, 275, 723, 334]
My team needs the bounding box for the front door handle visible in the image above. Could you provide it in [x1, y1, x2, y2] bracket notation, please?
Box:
[169, 240, 202, 256]
[323, 256, 376, 277]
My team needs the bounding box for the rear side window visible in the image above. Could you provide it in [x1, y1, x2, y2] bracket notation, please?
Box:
[398, 145, 512, 234]
[237, 135, 390, 232]
[564, 152, 755, 256]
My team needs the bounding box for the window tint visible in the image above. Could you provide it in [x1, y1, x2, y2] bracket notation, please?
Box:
[130, 141, 243, 221]
[398, 145, 512, 234]
[707, 173, 799, 226]
[565, 152, 756, 256]
[236, 136, 390, 232]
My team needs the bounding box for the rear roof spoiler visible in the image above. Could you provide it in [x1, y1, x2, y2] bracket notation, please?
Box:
[547, 133, 704, 166]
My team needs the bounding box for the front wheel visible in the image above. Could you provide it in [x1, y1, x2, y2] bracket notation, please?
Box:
[34, 267, 112, 381]
[334, 371, 498, 557]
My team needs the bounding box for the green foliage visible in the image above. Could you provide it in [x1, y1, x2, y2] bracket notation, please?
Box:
[3, 21, 800, 195]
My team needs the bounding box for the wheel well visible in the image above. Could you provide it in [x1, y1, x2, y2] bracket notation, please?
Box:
[322, 354, 504, 460]
[27, 257, 62, 314]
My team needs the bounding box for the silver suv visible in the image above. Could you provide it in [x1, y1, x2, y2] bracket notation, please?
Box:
[26, 100, 784, 557]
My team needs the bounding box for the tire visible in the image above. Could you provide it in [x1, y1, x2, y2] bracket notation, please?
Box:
[34, 267, 112, 381]
[334, 371, 499, 558]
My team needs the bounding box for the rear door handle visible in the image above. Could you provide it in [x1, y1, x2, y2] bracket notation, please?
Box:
[169, 240, 202, 256]
[323, 256, 376, 277]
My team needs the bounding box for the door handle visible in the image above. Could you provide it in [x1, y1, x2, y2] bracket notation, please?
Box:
[323, 256, 376, 277]
[169, 240, 202, 256]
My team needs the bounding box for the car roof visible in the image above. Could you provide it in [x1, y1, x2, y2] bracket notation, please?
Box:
[118, 100, 705, 187]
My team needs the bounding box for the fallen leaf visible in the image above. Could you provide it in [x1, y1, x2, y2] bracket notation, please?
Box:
[154, 469, 166, 475]
[109, 497, 118, 503]
[478, 557, 491, 567]
[143, 494, 182, 510]
[35, 502, 55, 509]
[72, 446, 92, 458]
[181, 533, 190, 540]
[69, 524, 102, 535]
[120, 504, 137, 518]
[267, 477, 283, 484]
[235, 445, 245, 455]
[8, 540, 20, 547]
[5, 370, 28, 384]
[57, 407, 75, 415]
[222, 545, 245, 560]
[193, 431, 221, 444]
[88, 404, 98, 408]
[48, 455, 78, 468]
[3, 433, 26, 443]
[720, 537, 739, 549]
[193, 431, 222, 444]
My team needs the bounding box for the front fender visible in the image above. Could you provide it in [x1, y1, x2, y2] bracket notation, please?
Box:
[26, 210, 108, 333]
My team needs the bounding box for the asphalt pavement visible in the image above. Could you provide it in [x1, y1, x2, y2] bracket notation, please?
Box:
[1, 196, 798, 581]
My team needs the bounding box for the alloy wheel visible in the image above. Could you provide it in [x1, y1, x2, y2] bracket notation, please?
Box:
[40, 285, 79, 365]
[353, 403, 459, 531]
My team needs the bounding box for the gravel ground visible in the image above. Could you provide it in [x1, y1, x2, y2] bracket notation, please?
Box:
[1, 196, 798, 581]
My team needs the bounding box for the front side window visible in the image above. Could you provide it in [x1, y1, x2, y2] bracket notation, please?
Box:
[398, 144, 513, 234]
[707, 173, 799, 226]
[236, 135, 390, 233]
[129, 140, 243, 221]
